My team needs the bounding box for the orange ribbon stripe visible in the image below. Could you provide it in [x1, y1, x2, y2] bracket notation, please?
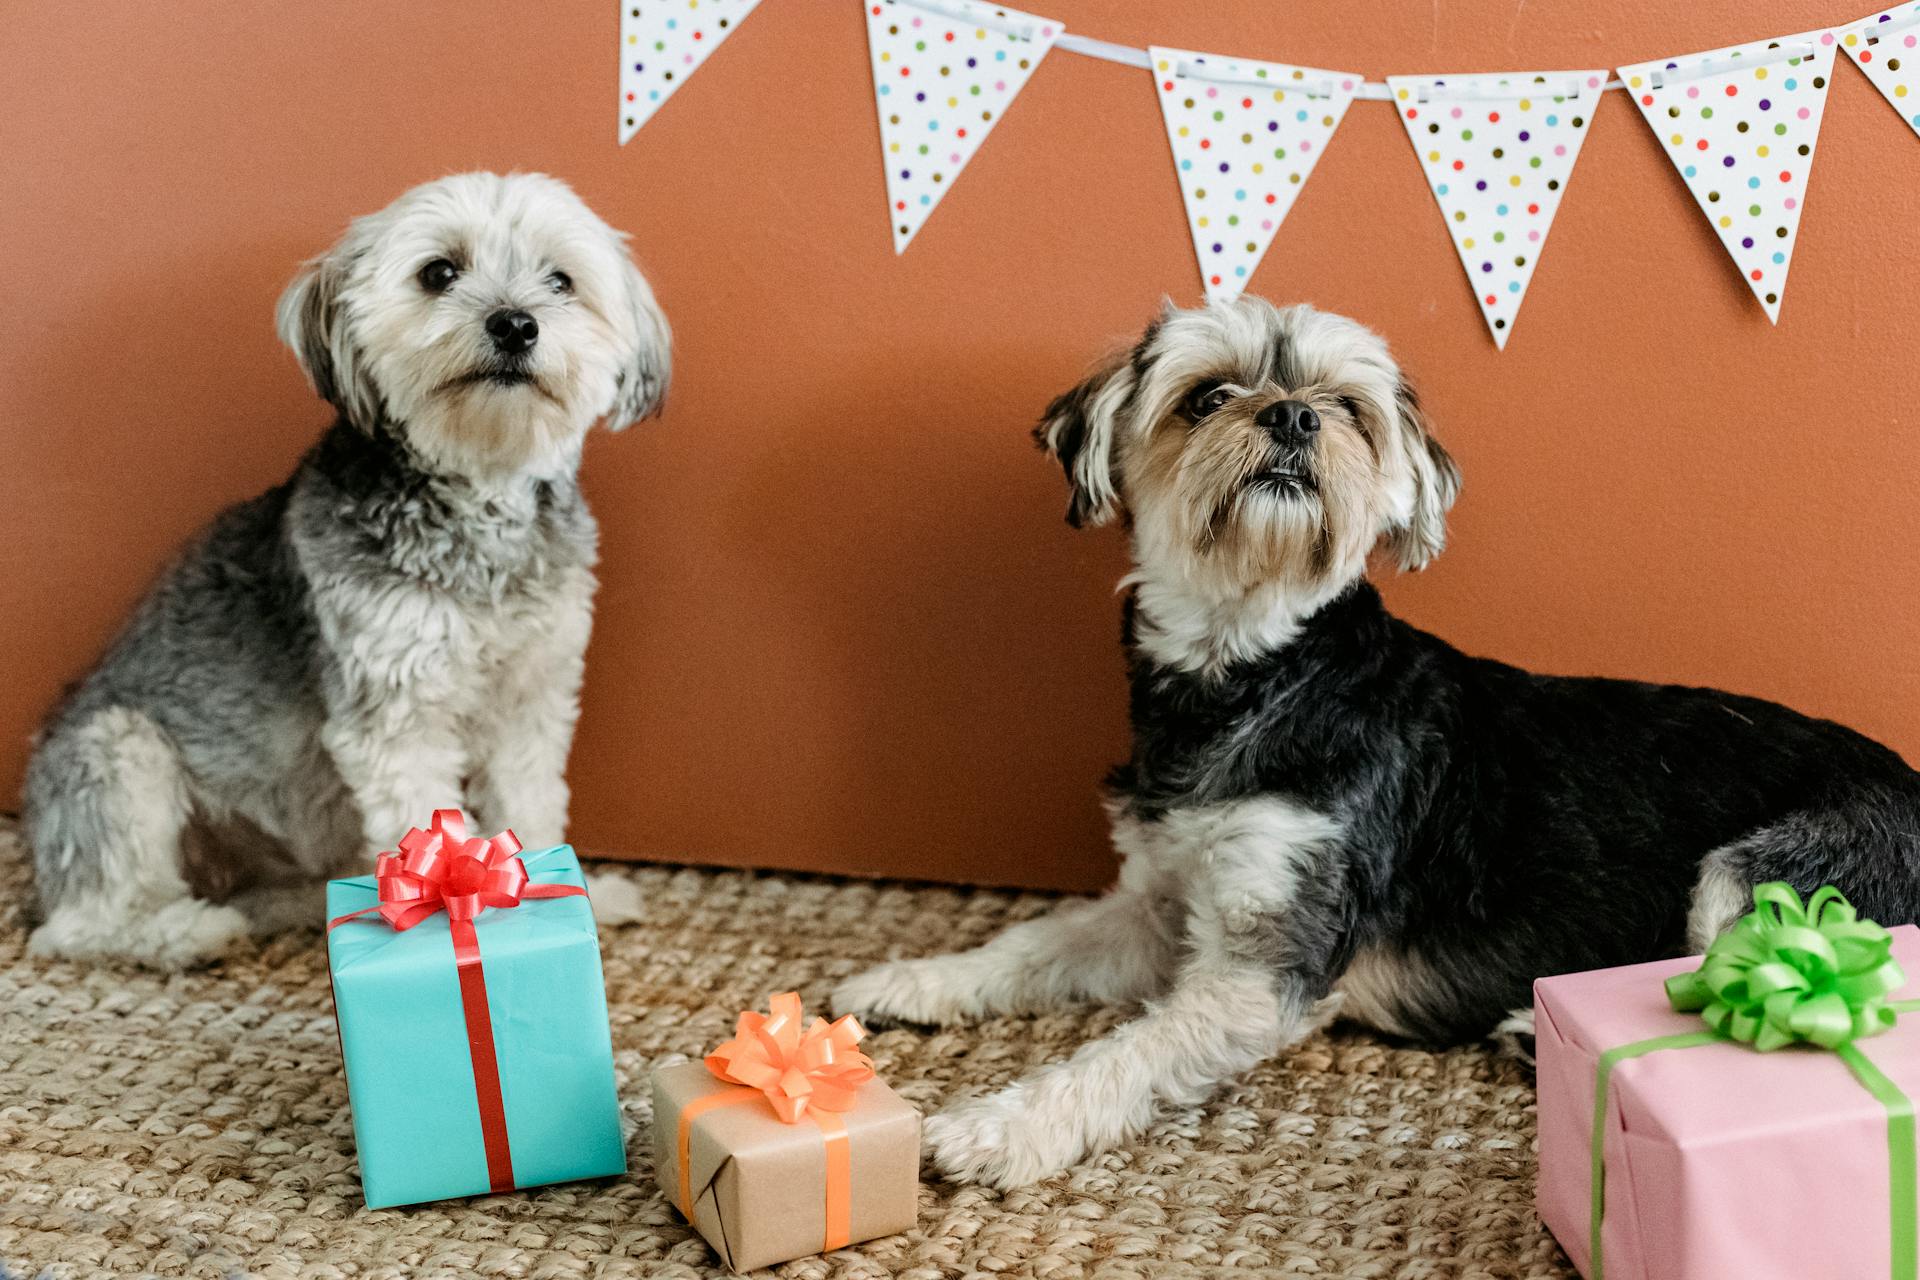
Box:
[813, 1109, 852, 1251]
[674, 1089, 857, 1253]
[675, 1086, 762, 1217]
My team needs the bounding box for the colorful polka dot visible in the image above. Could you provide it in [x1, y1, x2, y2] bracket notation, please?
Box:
[867, 1, 1060, 251]
[1154, 46, 1360, 302]
[1620, 33, 1838, 321]
[1388, 69, 1607, 348]
[1840, 5, 1920, 142]
[619, 0, 763, 142]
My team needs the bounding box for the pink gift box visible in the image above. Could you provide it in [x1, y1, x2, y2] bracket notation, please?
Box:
[1536, 924, 1920, 1280]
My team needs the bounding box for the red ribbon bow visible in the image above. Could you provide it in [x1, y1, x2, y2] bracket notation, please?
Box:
[374, 809, 531, 930]
[704, 992, 875, 1124]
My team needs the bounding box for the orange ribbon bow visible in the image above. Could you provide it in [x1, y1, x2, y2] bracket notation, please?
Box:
[704, 991, 874, 1123]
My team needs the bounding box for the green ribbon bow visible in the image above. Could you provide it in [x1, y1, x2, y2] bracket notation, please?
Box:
[1663, 882, 1907, 1052]
[1587, 883, 1920, 1280]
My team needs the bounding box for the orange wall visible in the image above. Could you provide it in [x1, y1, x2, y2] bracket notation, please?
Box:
[4, 2, 1917, 891]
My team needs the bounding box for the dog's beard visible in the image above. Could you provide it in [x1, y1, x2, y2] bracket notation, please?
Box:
[417, 382, 569, 478]
[365, 317, 621, 484]
[1136, 416, 1383, 597]
[442, 362, 549, 393]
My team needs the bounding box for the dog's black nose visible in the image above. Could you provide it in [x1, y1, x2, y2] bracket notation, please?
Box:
[1255, 399, 1320, 437]
[486, 309, 539, 354]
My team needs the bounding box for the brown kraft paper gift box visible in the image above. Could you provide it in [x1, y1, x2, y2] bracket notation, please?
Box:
[652, 1060, 920, 1271]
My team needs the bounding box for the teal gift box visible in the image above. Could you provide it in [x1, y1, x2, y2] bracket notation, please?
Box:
[325, 839, 626, 1208]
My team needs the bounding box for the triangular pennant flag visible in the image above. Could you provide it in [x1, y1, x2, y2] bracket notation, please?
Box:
[619, 0, 765, 143]
[1388, 71, 1607, 348]
[1838, 5, 1920, 138]
[1619, 30, 1839, 322]
[1151, 47, 1361, 303]
[863, 0, 1063, 253]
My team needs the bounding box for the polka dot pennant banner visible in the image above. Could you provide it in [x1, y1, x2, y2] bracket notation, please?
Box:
[863, 0, 1064, 254]
[619, 0, 766, 143]
[1387, 72, 1605, 349]
[1839, 5, 1920, 139]
[1618, 30, 1838, 323]
[1150, 47, 1361, 304]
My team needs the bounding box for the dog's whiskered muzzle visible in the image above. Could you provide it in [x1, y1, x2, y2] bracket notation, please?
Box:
[1244, 464, 1314, 493]
[1245, 400, 1320, 492]
[428, 309, 548, 392]
[448, 360, 537, 392]
[1255, 399, 1319, 443]
[485, 308, 539, 355]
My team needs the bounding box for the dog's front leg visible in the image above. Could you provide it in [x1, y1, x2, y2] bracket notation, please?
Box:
[924, 800, 1341, 1187]
[831, 808, 1186, 1025]
[924, 948, 1310, 1188]
[831, 885, 1178, 1026]
[324, 701, 468, 855]
[307, 573, 475, 854]
[465, 575, 593, 848]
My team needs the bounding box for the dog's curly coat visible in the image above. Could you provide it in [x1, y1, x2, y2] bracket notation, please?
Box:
[24, 172, 669, 968]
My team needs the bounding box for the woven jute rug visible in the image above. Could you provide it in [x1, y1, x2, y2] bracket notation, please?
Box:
[0, 821, 1573, 1279]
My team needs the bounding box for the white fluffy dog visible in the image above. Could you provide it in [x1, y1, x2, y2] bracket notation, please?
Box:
[24, 172, 669, 967]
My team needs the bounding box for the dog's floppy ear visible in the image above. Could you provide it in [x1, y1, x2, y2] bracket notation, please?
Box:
[275, 245, 382, 429]
[1034, 316, 1159, 528]
[1384, 378, 1462, 570]
[603, 250, 672, 430]
[1034, 355, 1131, 528]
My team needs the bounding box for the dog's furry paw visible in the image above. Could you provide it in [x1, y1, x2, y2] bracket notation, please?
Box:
[831, 958, 982, 1028]
[1491, 1006, 1536, 1065]
[227, 883, 326, 937]
[30, 897, 250, 970]
[585, 872, 645, 927]
[925, 1084, 1081, 1189]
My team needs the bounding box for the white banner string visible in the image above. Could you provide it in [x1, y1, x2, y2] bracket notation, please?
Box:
[618, 0, 1920, 331]
[1052, 31, 1624, 98]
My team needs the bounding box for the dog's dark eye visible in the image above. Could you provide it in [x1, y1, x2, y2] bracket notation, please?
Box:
[1186, 383, 1235, 419]
[1337, 396, 1361, 420]
[547, 270, 573, 294]
[417, 258, 459, 293]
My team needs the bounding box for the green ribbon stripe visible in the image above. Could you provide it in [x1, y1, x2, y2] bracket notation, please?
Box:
[1840, 1038, 1920, 1280]
[1585, 882, 1920, 1280]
